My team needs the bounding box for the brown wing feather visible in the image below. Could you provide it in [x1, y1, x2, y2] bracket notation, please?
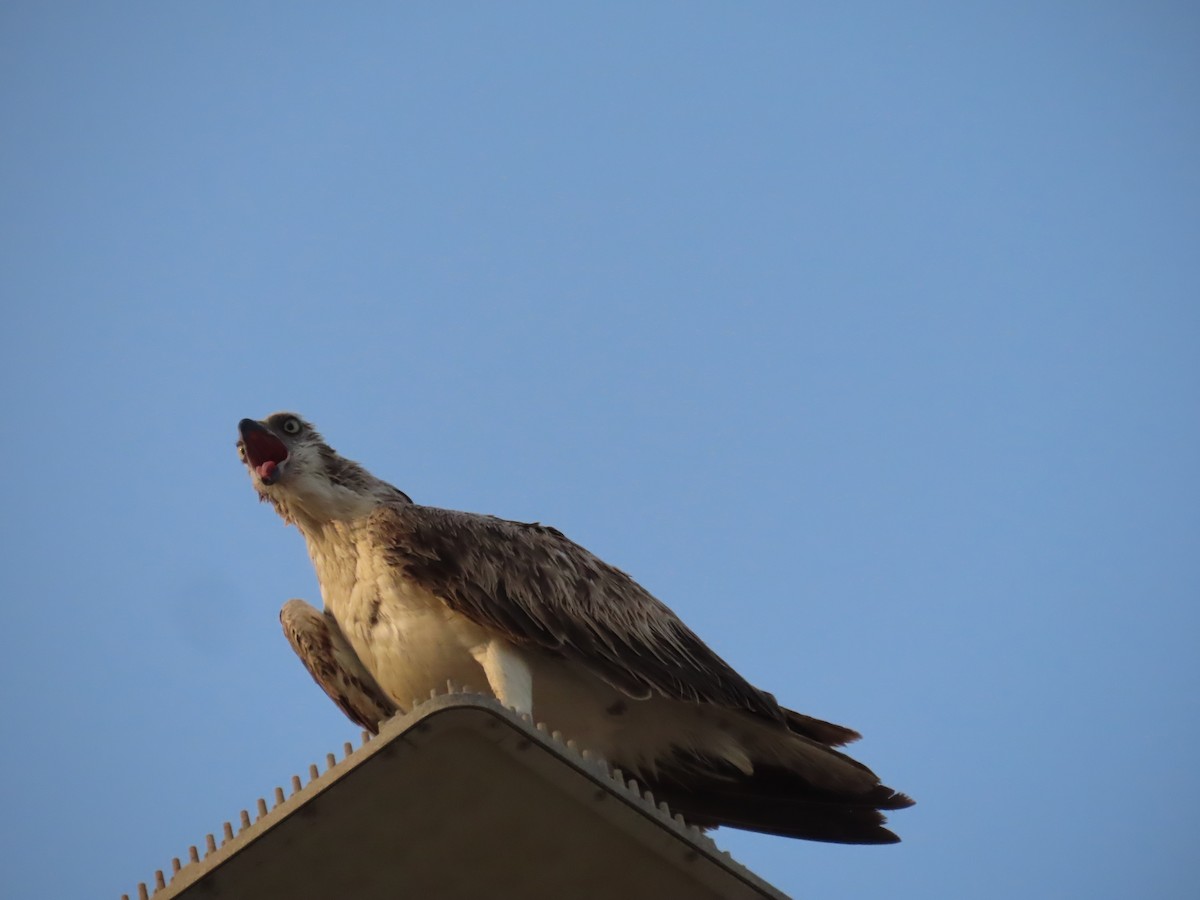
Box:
[280, 599, 399, 732]
[375, 504, 786, 724]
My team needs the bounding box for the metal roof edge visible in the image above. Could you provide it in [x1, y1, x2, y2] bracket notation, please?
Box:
[123, 685, 790, 900]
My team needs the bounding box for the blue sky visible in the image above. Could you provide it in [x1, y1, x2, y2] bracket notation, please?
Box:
[2, 4, 1197, 898]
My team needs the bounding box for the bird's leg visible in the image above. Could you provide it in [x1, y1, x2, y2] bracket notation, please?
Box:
[470, 640, 533, 715]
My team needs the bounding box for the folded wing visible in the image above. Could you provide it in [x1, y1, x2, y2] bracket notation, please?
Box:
[280, 598, 399, 732]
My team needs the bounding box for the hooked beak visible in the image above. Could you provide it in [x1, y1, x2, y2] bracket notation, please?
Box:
[238, 419, 289, 485]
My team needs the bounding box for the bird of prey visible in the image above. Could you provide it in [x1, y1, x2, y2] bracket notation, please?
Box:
[238, 412, 913, 843]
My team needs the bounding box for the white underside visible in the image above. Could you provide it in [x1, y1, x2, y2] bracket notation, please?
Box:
[342, 573, 755, 774]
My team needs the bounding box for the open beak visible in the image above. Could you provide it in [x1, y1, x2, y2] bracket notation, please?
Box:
[238, 419, 289, 485]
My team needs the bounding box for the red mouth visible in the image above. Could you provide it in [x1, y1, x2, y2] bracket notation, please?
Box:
[238, 419, 289, 485]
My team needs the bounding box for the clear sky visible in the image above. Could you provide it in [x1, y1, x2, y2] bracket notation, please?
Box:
[2, 4, 1197, 898]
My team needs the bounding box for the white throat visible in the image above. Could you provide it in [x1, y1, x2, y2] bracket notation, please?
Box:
[276, 474, 380, 533]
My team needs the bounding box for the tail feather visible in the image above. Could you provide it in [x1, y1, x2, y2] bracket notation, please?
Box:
[782, 707, 862, 747]
[644, 757, 914, 844]
[639, 705, 914, 844]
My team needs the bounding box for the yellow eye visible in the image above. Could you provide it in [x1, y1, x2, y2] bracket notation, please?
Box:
[237, 443, 246, 460]
[283, 417, 302, 435]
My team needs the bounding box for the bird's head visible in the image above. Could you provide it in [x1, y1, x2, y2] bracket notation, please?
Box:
[237, 412, 398, 528]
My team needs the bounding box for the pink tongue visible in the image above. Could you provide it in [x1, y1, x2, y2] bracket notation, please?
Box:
[258, 460, 278, 480]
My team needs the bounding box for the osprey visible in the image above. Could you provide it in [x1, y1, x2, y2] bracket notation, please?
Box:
[238, 412, 913, 843]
